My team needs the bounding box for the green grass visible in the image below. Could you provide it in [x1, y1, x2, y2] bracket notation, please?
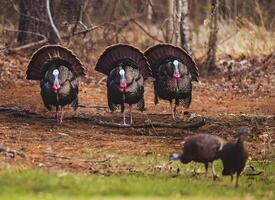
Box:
[0, 160, 274, 200]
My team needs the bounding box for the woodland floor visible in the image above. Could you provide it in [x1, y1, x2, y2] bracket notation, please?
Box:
[0, 52, 274, 199]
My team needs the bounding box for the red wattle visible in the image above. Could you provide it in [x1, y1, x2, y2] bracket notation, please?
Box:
[53, 84, 61, 92]
[173, 72, 180, 80]
[119, 82, 127, 90]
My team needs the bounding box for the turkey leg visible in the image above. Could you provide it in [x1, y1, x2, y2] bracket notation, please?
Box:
[129, 104, 133, 125]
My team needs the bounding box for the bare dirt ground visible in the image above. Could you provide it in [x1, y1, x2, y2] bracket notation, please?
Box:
[0, 53, 274, 173]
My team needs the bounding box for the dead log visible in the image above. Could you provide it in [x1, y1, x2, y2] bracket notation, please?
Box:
[67, 115, 205, 129]
[0, 106, 205, 129]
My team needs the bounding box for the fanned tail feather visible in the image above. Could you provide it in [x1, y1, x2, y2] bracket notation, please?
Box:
[26, 45, 85, 80]
[95, 44, 151, 79]
[144, 44, 198, 81]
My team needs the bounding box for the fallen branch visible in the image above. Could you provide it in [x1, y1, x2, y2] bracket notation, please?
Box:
[77, 105, 109, 109]
[244, 165, 263, 176]
[0, 144, 26, 158]
[67, 115, 205, 129]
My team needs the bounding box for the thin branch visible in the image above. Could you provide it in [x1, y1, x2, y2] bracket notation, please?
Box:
[109, 0, 119, 21]
[2, 24, 105, 53]
[96, 76, 107, 85]
[70, 4, 83, 37]
[3, 28, 47, 40]
[46, 0, 61, 42]
[3, 39, 48, 53]
[147, 0, 158, 19]
[131, 19, 164, 43]
[62, 23, 107, 39]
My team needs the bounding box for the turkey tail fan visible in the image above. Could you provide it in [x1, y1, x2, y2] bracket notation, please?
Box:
[26, 45, 85, 80]
[144, 44, 199, 81]
[95, 44, 152, 79]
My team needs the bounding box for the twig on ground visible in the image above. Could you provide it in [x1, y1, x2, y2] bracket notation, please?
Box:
[68, 115, 205, 129]
[0, 144, 26, 158]
[77, 105, 109, 109]
[49, 153, 111, 163]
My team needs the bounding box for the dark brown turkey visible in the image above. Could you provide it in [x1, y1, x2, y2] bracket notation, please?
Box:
[26, 45, 85, 123]
[95, 44, 151, 125]
[170, 134, 226, 180]
[144, 44, 198, 120]
[219, 128, 249, 187]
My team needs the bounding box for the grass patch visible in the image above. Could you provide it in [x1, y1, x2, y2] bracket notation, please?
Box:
[0, 160, 274, 200]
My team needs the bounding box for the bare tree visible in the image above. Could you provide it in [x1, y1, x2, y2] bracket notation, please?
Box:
[206, 0, 219, 75]
[180, 0, 193, 56]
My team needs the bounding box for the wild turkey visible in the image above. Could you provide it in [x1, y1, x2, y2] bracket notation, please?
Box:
[144, 44, 198, 120]
[170, 134, 226, 180]
[26, 45, 85, 123]
[219, 128, 249, 187]
[95, 44, 151, 125]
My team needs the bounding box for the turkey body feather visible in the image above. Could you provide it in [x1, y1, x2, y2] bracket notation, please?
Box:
[107, 66, 145, 112]
[154, 61, 192, 108]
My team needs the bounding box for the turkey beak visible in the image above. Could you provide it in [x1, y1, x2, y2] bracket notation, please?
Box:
[169, 152, 182, 160]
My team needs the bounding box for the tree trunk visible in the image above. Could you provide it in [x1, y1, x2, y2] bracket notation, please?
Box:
[174, 0, 182, 46]
[206, 0, 219, 75]
[17, 0, 58, 44]
[180, 0, 194, 57]
[166, 0, 174, 43]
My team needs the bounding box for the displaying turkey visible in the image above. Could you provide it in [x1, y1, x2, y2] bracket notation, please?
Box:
[95, 44, 151, 125]
[26, 45, 85, 124]
[170, 134, 226, 180]
[219, 128, 249, 187]
[144, 44, 198, 120]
